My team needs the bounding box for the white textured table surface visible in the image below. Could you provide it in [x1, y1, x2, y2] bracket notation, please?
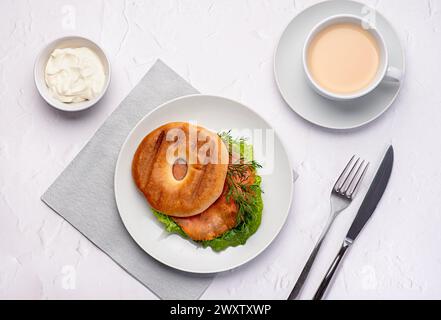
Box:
[1, 0, 441, 300]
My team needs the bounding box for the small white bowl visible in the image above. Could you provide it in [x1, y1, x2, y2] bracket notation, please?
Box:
[34, 36, 111, 112]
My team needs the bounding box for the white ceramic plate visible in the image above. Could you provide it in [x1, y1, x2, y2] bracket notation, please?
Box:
[274, 0, 405, 130]
[114, 95, 293, 273]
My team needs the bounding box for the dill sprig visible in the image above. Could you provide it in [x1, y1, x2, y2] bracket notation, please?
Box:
[219, 131, 263, 224]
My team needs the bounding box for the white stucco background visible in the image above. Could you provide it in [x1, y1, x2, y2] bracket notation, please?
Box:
[1, 0, 440, 300]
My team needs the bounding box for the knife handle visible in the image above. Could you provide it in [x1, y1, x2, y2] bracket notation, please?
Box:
[313, 238, 352, 300]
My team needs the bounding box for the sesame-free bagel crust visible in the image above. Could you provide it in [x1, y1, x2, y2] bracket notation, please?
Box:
[132, 122, 229, 217]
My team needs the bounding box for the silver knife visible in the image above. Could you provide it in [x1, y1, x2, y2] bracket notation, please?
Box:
[313, 146, 394, 300]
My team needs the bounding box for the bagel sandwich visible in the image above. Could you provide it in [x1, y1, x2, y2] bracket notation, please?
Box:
[132, 124, 263, 252]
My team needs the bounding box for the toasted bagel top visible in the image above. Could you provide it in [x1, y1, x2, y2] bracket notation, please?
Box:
[132, 122, 229, 217]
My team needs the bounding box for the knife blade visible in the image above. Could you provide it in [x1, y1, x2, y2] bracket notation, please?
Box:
[313, 146, 394, 300]
[346, 145, 394, 242]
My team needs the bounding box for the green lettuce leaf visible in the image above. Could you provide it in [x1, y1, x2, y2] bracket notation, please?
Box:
[151, 210, 187, 238]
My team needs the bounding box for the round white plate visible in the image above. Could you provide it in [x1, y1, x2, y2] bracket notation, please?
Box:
[114, 95, 293, 273]
[274, 0, 405, 130]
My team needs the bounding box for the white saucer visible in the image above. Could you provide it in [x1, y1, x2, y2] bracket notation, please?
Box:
[274, 0, 405, 130]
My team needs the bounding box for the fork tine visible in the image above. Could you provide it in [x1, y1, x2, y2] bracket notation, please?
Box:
[334, 155, 355, 191]
[343, 160, 365, 197]
[346, 162, 369, 198]
[340, 157, 360, 193]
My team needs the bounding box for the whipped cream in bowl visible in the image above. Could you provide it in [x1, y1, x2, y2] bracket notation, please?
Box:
[35, 36, 110, 112]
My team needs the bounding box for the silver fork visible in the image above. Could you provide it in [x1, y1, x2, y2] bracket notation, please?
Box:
[288, 156, 369, 300]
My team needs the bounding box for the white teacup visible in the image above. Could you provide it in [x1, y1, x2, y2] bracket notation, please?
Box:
[303, 14, 402, 101]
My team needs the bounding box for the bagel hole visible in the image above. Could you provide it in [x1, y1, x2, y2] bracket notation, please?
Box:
[172, 158, 188, 181]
